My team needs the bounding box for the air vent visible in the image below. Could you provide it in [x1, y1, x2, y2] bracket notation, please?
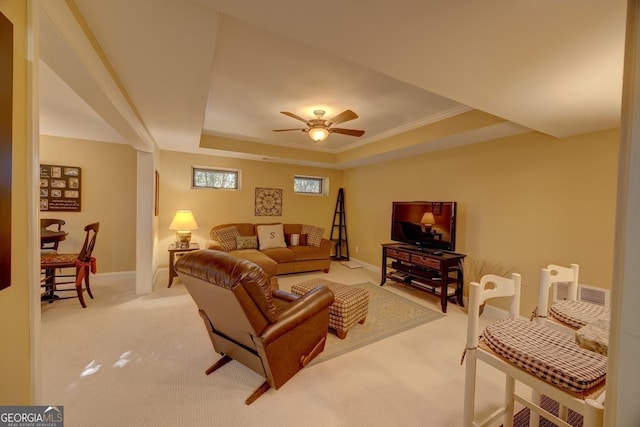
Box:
[579, 284, 609, 307]
[553, 282, 609, 307]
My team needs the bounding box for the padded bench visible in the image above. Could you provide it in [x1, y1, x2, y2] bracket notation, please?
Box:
[549, 299, 610, 329]
[483, 318, 607, 394]
[292, 278, 369, 339]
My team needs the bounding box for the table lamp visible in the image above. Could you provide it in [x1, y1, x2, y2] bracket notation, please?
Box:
[420, 212, 436, 233]
[169, 210, 199, 248]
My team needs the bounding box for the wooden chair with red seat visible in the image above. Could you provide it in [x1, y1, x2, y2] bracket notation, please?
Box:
[41, 222, 99, 308]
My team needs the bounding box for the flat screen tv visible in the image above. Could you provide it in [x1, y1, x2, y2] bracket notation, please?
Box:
[391, 201, 457, 251]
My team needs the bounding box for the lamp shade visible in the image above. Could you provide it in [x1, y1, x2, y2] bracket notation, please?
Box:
[169, 210, 199, 231]
[420, 212, 436, 225]
[308, 127, 329, 142]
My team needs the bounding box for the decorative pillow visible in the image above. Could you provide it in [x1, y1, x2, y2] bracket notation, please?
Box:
[301, 224, 324, 247]
[211, 226, 239, 251]
[285, 233, 308, 246]
[256, 224, 287, 250]
[236, 235, 258, 250]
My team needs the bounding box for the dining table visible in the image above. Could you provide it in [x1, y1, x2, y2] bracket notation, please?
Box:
[41, 229, 68, 248]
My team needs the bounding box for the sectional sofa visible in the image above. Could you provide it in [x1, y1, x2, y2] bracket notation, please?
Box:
[207, 223, 332, 281]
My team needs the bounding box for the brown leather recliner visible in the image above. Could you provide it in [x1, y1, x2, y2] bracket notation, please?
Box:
[175, 249, 335, 404]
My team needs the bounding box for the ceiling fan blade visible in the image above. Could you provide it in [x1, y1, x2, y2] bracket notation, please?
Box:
[273, 128, 306, 132]
[331, 128, 365, 137]
[280, 111, 310, 124]
[327, 109, 358, 125]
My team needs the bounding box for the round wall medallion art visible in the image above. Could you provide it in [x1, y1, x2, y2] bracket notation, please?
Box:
[255, 187, 283, 216]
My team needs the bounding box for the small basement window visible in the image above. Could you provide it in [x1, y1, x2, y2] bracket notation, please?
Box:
[192, 167, 240, 190]
[294, 176, 326, 195]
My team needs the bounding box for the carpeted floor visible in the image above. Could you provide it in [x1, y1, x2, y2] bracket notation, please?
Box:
[312, 282, 445, 365]
[40, 264, 512, 426]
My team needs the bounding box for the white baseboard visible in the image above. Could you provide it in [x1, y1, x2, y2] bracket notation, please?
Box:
[91, 270, 135, 284]
[90, 269, 170, 293]
[340, 257, 379, 273]
[154, 267, 169, 289]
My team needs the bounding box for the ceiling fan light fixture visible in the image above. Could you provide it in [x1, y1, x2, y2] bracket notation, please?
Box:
[275, 109, 363, 142]
[308, 127, 329, 142]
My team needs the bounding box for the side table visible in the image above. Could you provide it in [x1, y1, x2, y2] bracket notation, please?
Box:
[168, 243, 200, 287]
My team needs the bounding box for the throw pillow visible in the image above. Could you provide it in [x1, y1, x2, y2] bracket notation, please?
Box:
[285, 233, 309, 246]
[256, 224, 287, 250]
[301, 224, 323, 247]
[284, 233, 294, 246]
[236, 235, 258, 250]
[211, 226, 239, 251]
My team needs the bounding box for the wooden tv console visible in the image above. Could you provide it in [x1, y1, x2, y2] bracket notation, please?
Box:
[380, 243, 466, 313]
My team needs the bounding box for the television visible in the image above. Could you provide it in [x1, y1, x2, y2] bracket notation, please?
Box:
[391, 201, 457, 251]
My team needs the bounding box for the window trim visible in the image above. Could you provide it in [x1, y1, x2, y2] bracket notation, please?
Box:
[191, 166, 241, 190]
[294, 175, 328, 196]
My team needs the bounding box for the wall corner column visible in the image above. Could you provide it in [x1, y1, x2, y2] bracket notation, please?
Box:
[136, 150, 154, 294]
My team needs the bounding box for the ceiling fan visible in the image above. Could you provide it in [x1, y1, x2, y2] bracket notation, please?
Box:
[273, 109, 365, 142]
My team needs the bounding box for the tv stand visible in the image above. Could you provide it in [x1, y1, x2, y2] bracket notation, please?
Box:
[381, 243, 466, 313]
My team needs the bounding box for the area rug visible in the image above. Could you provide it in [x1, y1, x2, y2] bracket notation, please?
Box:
[503, 395, 583, 427]
[310, 282, 444, 366]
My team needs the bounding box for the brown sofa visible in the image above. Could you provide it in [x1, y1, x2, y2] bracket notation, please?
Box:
[207, 223, 332, 277]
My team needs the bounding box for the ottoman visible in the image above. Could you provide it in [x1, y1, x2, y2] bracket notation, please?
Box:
[291, 278, 369, 339]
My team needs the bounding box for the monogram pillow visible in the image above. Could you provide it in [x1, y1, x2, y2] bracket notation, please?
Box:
[256, 224, 287, 250]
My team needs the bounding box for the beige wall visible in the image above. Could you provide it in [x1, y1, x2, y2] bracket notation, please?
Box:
[40, 135, 137, 273]
[0, 0, 30, 404]
[344, 128, 619, 314]
[0, 0, 623, 409]
[36, 126, 618, 314]
[158, 150, 343, 266]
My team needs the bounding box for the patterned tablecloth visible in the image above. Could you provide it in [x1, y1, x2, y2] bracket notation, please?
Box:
[575, 314, 610, 356]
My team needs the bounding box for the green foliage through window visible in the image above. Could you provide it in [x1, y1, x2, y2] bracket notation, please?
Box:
[294, 176, 323, 194]
[192, 167, 239, 189]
